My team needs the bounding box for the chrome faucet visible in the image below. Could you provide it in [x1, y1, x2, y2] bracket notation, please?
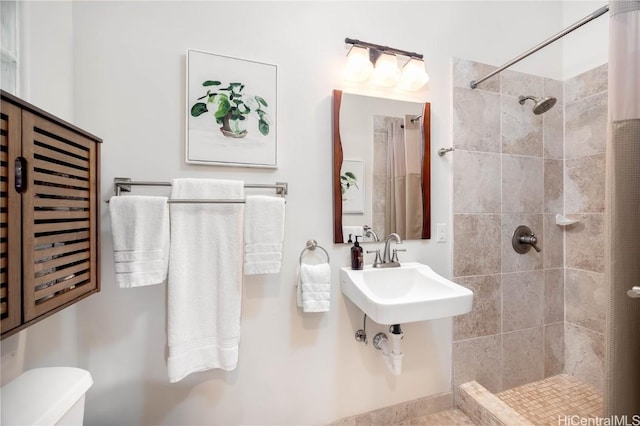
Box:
[363, 225, 379, 242]
[371, 233, 403, 268]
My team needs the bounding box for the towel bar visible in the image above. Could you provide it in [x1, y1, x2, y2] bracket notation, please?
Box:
[109, 177, 288, 204]
[299, 240, 330, 264]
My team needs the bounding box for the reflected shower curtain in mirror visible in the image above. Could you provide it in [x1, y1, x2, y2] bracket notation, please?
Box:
[385, 119, 423, 240]
[604, 0, 640, 416]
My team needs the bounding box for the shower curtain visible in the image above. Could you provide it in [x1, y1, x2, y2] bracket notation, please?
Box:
[385, 119, 423, 240]
[385, 120, 407, 238]
[604, 0, 640, 416]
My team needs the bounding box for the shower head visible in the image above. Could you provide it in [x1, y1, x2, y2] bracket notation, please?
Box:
[518, 95, 557, 115]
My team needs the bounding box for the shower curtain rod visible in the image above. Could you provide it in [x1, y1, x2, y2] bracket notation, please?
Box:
[470, 4, 609, 89]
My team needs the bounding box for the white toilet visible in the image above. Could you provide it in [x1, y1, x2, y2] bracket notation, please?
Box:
[1, 367, 93, 425]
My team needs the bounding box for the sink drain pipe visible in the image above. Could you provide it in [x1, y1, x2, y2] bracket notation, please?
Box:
[373, 324, 404, 375]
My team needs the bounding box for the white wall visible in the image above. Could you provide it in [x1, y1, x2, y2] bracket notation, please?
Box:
[4, 1, 611, 424]
[562, 0, 609, 79]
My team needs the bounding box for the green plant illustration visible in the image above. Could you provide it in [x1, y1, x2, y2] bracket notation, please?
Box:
[190, 80, 270, 139]
[341, 171, 359, 199]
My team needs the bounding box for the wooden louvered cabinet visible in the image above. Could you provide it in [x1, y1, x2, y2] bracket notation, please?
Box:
[1, 90, 101, 339]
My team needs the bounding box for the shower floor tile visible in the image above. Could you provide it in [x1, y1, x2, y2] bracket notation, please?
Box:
[406, 408, 475, 425]
[496, 374, 603, 425]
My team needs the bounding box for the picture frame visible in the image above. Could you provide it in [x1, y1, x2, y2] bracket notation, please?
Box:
[186, 49, 277, 168]
[341, 159, 365, 214]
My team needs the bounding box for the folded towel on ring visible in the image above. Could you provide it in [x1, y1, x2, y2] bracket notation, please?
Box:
[297, 263, 331, 313]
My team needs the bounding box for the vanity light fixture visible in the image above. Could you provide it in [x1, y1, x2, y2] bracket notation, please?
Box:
[343, 37, 429, 91]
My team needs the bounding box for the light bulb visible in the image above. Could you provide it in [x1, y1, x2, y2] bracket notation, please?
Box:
[399, 58, 429, 91]
[343, 46, 373, 82]
[371, 53, 400, 87]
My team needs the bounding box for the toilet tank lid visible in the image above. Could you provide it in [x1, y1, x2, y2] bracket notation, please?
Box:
[1, 367, 93, 426]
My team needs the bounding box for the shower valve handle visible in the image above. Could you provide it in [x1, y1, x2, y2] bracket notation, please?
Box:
[519, 234, 541, 253]
[512, 225, 542, 254]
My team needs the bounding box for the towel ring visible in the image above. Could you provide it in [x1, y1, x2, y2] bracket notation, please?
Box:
[299, 240, 330, 264]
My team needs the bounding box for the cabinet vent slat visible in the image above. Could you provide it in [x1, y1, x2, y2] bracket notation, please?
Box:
[34, 250, 90, 274]
[34, 160, 89, 181]
[34, 198, 89, 209]
[34, 184, 89, 199]
[34, 210, 89, 221]
[0, 149, 6, 163]
[0, 118, 7, 132]
[34, 143, 89, 170]
[32, 171, 89, 190]
[34, 240, 89, 261]
[34, 220, 90, 235]
[0, 257, 6, 269]
[33, 131, 89, 160]
[33, 261, 89, 287]
[0, 286, 6, 298]
[0, 302, 6, 315]
[34, 230, 90, 248]
[1, 272, 6, 284]
[34, 272, 90, 307]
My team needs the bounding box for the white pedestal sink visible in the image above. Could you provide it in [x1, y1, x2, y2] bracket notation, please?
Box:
[340, 262, 473, 325]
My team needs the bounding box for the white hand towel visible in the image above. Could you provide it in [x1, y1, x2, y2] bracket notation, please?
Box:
[167, 178, 244, 383]
[244, 195, 285, 275]
[297, 263, 331, 313]
[108, 195, 169, 288]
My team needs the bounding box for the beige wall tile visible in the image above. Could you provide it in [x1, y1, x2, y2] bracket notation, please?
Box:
[501, 214, 543, 273]
[503, 271, 544, 332]
[454, 274, 502, 341]
[501, 69, 544, 98]
[565, 214, 605, 273]
[564, 63, 608, 104]
[544, 78, 564, 105]
[544, 159, 563, 213]
[565, 91, 607, 158]
[544, 268, 564, 324]
[544, 323, 564, 377]
[565, 154, 606, 214]
[453, 150, 501, 213]
[502, 95, 543, 157]
[453, 87, 501, 153]
[502, 327, 545, 389]
[542, 78, 564, 160]
[565, 323, 604, 392]
[453, 334, 503, 393]
[543, 213, 564, 269]
[566, 268, 606, 333]
[502, 155, 543, 213]
[454, 214, 501, 276]
[452, 57, 500, 93]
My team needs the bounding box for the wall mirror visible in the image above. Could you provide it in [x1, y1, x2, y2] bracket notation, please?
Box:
[332, 90, 431, 243]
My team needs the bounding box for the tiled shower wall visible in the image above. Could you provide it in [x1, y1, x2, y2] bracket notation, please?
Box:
[563, 64, 607, 392]
[450, 58, 566, 393]
[450, 58, 608, 394]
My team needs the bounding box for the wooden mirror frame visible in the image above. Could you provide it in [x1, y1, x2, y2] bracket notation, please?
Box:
[332, 89, 431, 243]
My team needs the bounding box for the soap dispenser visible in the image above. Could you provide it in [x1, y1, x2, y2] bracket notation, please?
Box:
[351, 236, 363, 270]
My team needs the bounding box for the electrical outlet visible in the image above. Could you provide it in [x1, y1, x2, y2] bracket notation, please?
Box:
[436, 223, 446, 243]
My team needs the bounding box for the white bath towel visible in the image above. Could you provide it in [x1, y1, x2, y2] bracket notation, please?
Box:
[244, 195, 285, 275]
[167, 178, 244, 383]
[108, 195, 169, 288]
[296, 263, 331, 313]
